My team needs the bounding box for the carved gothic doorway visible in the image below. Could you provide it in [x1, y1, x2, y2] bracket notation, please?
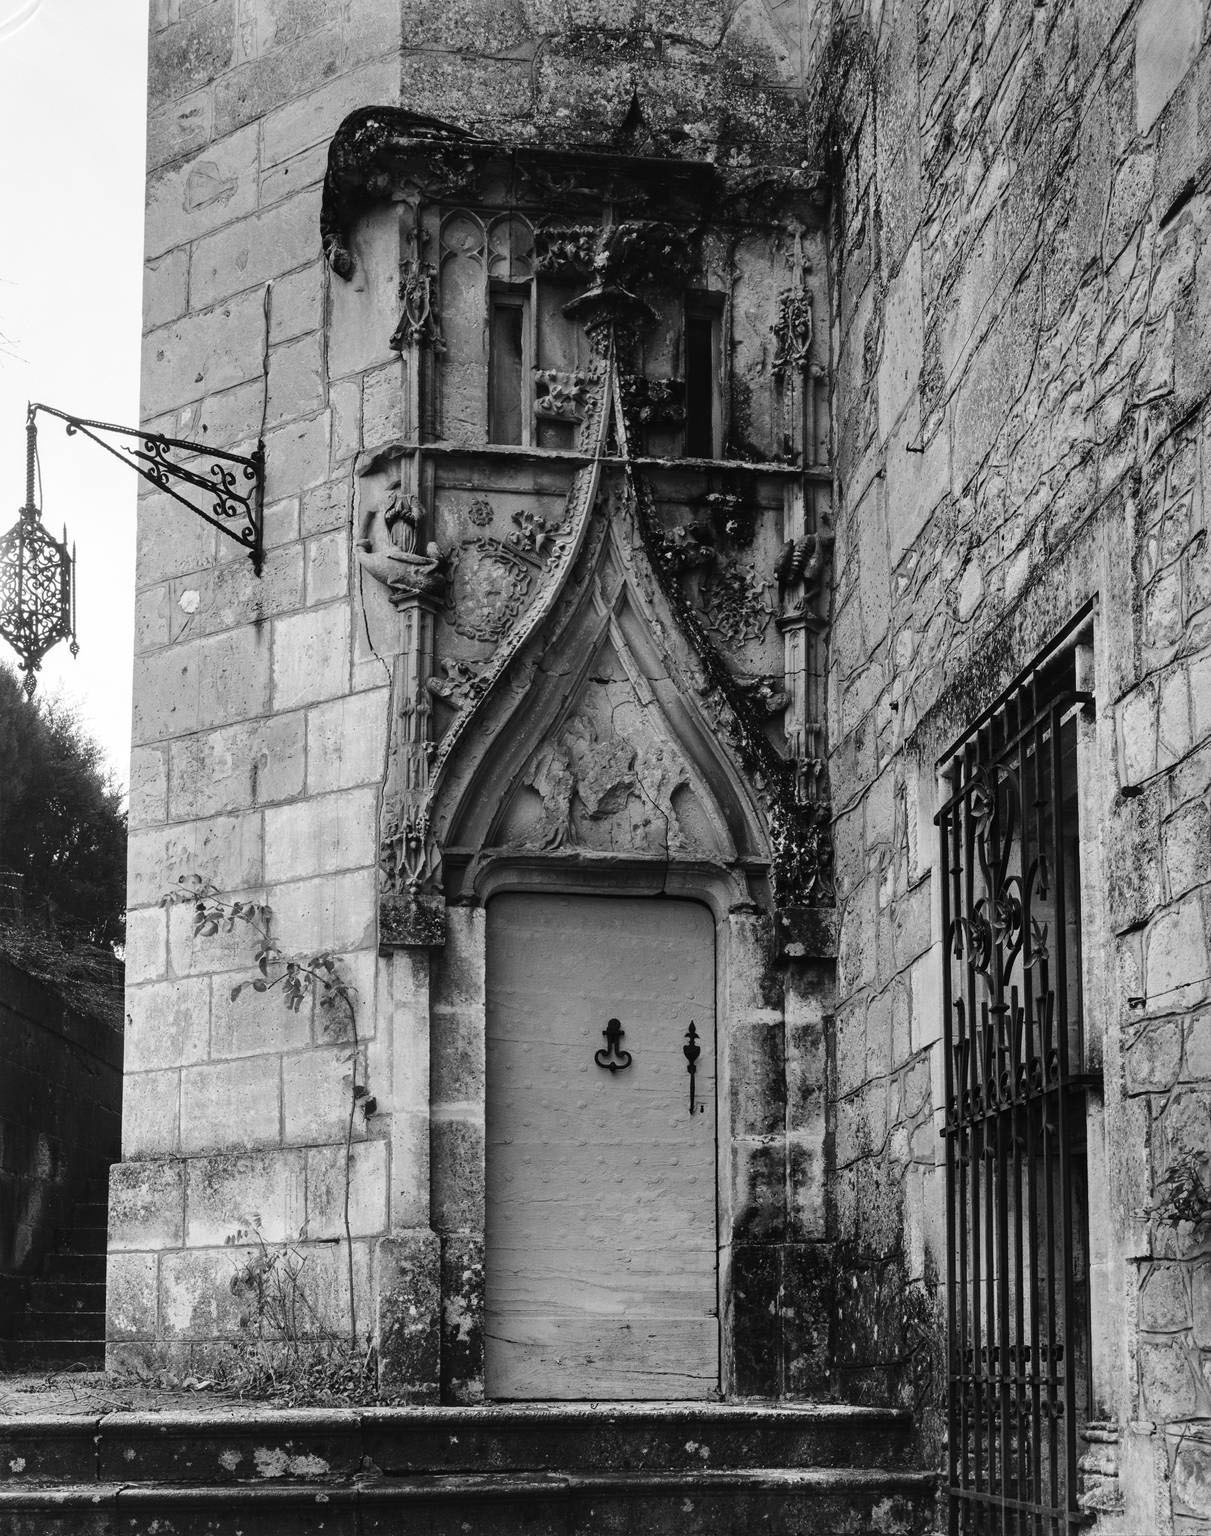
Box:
[484, 891, 719, 1399]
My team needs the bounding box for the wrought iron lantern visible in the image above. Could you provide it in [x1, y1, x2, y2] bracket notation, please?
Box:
[0, 402, 265, 698]
[0, 409, 76, 697]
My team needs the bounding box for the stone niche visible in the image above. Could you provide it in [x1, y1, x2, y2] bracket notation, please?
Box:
[322, 108, 836, 1399]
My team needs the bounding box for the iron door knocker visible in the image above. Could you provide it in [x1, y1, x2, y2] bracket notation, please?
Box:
[595, 1017, 632, 1072]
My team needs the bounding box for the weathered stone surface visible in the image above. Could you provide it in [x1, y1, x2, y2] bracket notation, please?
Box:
[125, 977, 210, 1074]
[180, 1058, 282, 1153]
[440, 1233, 485, 1404]
[122, 1069, 181, 1159]
[146, 124, 259, 259]
[109, 1160, 185, 1252]
[185, 1149, 305, 1246]
[376, 1230, 441, 1399]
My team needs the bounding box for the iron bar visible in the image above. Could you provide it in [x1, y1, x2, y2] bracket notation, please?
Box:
[939, 656, 1096, 1535]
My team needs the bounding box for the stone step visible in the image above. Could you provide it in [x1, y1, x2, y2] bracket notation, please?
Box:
[0, 1467, 938, 1535]
[0, 1403, 920, 1487]
[13, 1310, 105, 1341]
[0, 1339, 104, 1372]
[40, 1253, 105, 1285]
[26, 1281, 106, 1313]
[53, 1225, 108, 1253]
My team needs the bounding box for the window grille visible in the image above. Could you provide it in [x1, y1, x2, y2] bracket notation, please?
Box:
[937, 643, 1097, 1535]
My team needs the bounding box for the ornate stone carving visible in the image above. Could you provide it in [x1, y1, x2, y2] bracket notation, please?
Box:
[774, 528, 832, 626]
[534, 369, 593, 423]
[428, 656, 488, 711]
[620, 375, 686, 430]
[321, 107, 481, 280]
[772, 284, 813, 375]
[444, 540, 533, 642]
[506, 507, 559, 561]
[596, 221, 698, 291]
[735, 675, 791, 717]
[466, 498, 493, 527]
[657, 521, 715, 577]
[1077, 1424, 1123, 1517]
[356, 481, 449, 605]
[444, 509, 561, 643]
[563, 285, 658, 364]
[703, 491, 754, 547]
[704, 561, 776, 645]
[533, 224, 597, 278]
[390, 257, 442, 351]
[511, 709, 694, 856]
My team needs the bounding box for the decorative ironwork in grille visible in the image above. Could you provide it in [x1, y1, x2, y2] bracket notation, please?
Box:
[937, 646, 1097, 1535]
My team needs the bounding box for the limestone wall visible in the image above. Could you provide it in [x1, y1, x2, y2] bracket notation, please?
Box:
[117, 0, 404, 1368]
[120, 0, 834, 1394]
[823, 0, 1211, 1519]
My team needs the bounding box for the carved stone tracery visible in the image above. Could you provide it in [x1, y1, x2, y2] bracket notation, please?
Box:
[334, 112, 835, 926]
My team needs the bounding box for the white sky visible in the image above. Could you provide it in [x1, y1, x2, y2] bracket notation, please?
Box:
[0, 0, 147, 790]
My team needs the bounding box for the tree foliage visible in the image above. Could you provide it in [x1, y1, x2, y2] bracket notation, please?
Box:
[0, 663, 126, 950]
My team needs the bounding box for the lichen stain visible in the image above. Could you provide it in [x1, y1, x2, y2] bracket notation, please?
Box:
[252, 1445, 330, 1478]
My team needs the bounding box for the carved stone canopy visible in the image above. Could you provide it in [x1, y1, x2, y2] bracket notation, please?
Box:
[321, 107, 828, 282]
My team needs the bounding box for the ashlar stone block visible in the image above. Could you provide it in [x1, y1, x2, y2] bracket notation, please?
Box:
[109, 1159, 185, 1251]
[190, 188, 319, 308]
[377, 1230, 440, 1400]
[306, 689, 389, 794]
[160, 1247, 247, 1339]
[132, 625, 271, 744]
[107, 1251, 159, 1340]
[125, 905, 169, 986]
[266, 332, 325, 428]
[263, 408, 333, 501]
[210, 975, 312, 1060]
[141, 288, 267, 418]
[268, 868, 377, 956]
[281, 1040, 367, 1147]
[305, 1139, 388, 1239]
[180, 1056, 282, 1153]
[271, 604, 351, 712]
[185, 1149, 306, 1246]
[130, 746, 170, 830]
[145, 122, 259, 259]
[127, 810, 263, 908]
[122, 1070, 181, 1160]
[263, 785, 379, 882]
[168, 712, 306, 820]
[126, 976, 211, 1073]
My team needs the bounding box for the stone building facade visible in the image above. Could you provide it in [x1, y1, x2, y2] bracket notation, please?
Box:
[115, 0, 1211, 1529]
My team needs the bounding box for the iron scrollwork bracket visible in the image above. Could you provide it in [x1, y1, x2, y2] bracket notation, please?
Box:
[31, 401, 266, 575]
[594, 1017, 632, 1073]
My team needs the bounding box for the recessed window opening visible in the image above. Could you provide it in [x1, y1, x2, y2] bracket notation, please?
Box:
[684, 296, 722, 459]
[489, 283, 530, 446]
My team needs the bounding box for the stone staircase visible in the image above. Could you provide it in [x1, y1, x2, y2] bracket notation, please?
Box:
[1, 1179, 108, 1371]
[0, 1401, 936, 1533]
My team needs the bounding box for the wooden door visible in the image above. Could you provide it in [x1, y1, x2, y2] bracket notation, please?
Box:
[485, 892, 718, 1399]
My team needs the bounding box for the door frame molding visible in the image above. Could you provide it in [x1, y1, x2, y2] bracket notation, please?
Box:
[429, 853, 768, 1400]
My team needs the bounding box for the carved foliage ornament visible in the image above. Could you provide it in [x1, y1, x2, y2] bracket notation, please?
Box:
[390, 258, 443, 351]
[772, 285, 813, 375]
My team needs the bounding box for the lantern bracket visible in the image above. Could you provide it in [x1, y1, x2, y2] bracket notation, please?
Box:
[29, 402, 266, 575]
